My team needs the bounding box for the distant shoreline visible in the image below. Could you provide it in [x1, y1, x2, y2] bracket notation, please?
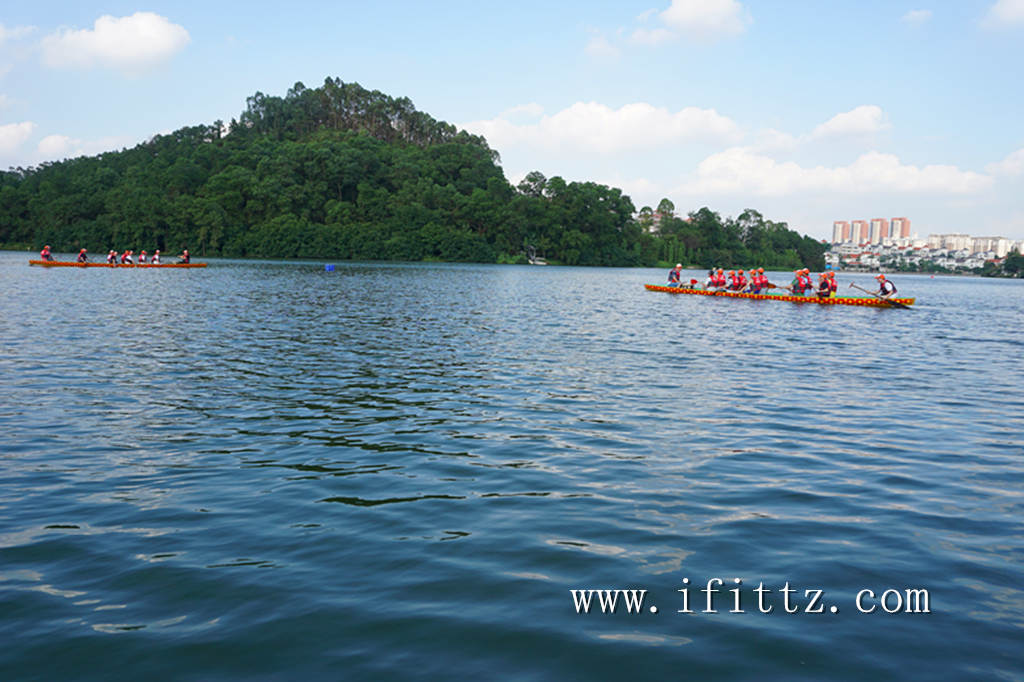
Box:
[8, 249, 1020, 278]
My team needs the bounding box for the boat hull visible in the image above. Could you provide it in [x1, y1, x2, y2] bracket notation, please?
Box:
[645, 284, 914, 308]
[29, 260, 207, 268]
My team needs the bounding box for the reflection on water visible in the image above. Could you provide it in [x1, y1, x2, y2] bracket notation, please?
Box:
[1, 253, 1023, 679]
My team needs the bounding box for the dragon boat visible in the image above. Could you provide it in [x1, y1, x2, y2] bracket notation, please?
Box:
[29, 260, 207, 268]
[645, 284, 914, 308]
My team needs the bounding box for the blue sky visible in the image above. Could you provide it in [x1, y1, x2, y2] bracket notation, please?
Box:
[2, 0, 1023, 240]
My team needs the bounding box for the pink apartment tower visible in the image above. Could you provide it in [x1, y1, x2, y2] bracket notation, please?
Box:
[832, 221, 850, 242]
[891, 217, 911, 239]
[851, 220, 869, 243]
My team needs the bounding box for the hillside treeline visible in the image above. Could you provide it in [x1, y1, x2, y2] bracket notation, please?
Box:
[0, 77, 825, 269]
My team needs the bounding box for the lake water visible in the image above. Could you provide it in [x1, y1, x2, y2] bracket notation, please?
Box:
[2, 251, 1022, 680]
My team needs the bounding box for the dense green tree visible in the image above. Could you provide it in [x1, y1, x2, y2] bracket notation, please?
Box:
[0, 78, 825, 269]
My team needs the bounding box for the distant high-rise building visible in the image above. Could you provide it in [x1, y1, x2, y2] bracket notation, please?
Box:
[851, 220, 869, 243]
[930, 233, 971, 251]
[972, 237, 995, 254]
[832, 221, 850, 243]
[891, 217, 911, 239]
[974, 237, 1013, 258]
[870, 218, 889, 243]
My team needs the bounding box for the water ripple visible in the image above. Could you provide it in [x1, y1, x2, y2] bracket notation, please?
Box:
[1, 256, 1022, 679]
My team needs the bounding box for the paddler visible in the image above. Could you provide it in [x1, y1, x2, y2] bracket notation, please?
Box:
[107, 250, 117, 264]
[800, 269, 814, 295]
[139, 250, 148, 264]
[816, 272, 831, 299]
[874, 273, 897, 299]
[748, 267, 765, 294]
[827, 271, 838, 297]
[178, 249, 190, 264]
[40, 245, 53, 261]
[788, 270, 801, 295]
[668, 263, 683, 287]
[77, 248, 88, 263]
[710, 268, 726, 290]
[152, 250, 161, 264]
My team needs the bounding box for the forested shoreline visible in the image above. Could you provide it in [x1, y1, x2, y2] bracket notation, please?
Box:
[1, 77, 825, 270]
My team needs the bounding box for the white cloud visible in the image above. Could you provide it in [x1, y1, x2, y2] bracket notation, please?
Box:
[0, 121, 36, 154]
[902, 9, 933, 24]
[982, 0, 1024, 26]
[30, 132, 138, 163]
[585, 34, 620, 58]
[630, 27, 676, 45]
[986, 148, 1024, 176]
[0, 23, 36, 45]
[811, 105, 890, 139]
[461, 101, 742, 154]
[0, 24, 36, 78]
[745, 105, 891, 152]
[624, 0, 750, 47]
[751, 128, 799, 152]
[676, 148, 992, 197]
[501, 102, 545, 119]
[597, 175, 666, 207]
[40, 12, 189, 73]
[659, 0, 751, 41]
[37, 134, 75, 158]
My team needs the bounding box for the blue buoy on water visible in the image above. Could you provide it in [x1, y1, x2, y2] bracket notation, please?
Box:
[325, 264, 335, 272]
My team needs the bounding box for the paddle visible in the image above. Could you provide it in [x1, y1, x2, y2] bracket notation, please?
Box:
[849, 282, 912, 310]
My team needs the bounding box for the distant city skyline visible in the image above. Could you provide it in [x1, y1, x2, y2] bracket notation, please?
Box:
[832, 217, 911, 244]
[829, 215, 1023, 257]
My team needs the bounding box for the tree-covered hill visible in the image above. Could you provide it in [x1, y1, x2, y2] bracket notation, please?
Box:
[0, 77, 824, 270]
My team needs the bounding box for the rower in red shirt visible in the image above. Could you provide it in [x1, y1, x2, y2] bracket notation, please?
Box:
[747, 267, 765, 293]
